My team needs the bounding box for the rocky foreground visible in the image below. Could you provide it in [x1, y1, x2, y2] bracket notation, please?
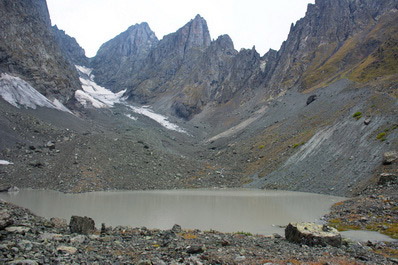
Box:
[1, 200, 397, 265]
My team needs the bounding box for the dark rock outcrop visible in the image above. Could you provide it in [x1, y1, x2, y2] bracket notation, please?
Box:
[52, 25, 89, 67]
[69, 216, 95, 234]
[0, 0, 81, 104]
[306, 95, 317, 105]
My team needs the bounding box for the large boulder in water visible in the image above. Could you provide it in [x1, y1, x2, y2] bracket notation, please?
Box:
[285, 222, 342, 247]
[69, 216, 95, 234]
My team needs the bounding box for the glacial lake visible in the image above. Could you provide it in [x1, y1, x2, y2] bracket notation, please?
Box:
[0, 189, 343, 235]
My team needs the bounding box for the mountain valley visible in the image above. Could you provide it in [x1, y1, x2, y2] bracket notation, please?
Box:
[0, 0, 398, 263]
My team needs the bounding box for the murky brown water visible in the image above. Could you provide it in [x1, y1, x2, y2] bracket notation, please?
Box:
[0, 189, 343, 235]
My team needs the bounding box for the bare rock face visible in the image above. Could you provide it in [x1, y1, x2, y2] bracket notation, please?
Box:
[69, 216, 95, 235]
[0, 0, 81, 104]
[285, 222, 342, 247]
[124, 15, 212, 103]
[91, 22, 159, 92]
[122, 17, 265, 119]
[52, 25, 89, 67]
[265, 0, 398, 92]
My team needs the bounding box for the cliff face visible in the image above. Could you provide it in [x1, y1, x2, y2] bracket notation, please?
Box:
[0, 0, 81, 103]
[124, 15, 212, 103]
[265, 0, 398, 92]
[91, 22, 158, 92]
[52, 25, 89, 67]
[121, 15, 265, 119]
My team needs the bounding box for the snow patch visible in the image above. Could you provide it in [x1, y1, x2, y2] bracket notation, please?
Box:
[124, 114, 137, 121]
[0, 160, 13, 165]
[0, 73, 72, 113]
[75, 65, 92, 76]
[128, 105, 187, 133]
[74, 66, 188, 134]
[75, 65, 125, 108]
[75, 90, 107, 108]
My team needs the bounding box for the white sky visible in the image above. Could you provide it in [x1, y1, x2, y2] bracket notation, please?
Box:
[47, 0, 314, 58]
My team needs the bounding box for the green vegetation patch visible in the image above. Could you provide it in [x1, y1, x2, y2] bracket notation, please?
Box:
[376, 132, 387, 141]
[366, 222, 398, 239]
[292, 142, 306, 149]
[234, 231, 253, 236]
[328, 218, 361, 231]
[352, 111, 362, 120]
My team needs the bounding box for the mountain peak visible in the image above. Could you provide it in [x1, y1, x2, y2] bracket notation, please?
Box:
[179, 14, 211, 50]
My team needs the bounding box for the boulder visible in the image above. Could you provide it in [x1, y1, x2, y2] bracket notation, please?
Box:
[50, 217, 68, 228]
[285, 222, 342, 247]
[378, 173, 398, 185]
[0, 186, 11, 192]
[8, 186, 19, 193]
[70, 235, 86, 244]
[0, 210, 13, 230]
[56, 245, 77, 255]
[69, 216, 95, 234]
[39, 233, 63, 241]
[5, 226, 31, 233]
[171, 224, 182, 233]
[46, 141, 56, 150]
[383, 151, 398, 165]
[306, 95, 317, 105]
[186, 245, 204, 254]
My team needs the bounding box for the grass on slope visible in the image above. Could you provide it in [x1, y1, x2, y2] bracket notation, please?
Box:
[302, 12, 398, 92]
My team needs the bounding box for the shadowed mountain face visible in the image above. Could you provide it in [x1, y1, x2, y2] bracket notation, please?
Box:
[91, 22, 159, 92]
[0, 0, 81, 104]
[120, 15, 265, 119]
[52, 25, 89, 67]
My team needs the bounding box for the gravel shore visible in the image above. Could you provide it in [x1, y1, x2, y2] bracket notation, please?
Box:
[1, 200, 396, 264]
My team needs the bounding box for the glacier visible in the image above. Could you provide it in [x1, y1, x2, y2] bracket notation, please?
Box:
[0, 73, 72, 113]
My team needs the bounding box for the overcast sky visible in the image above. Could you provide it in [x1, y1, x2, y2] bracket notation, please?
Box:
[46, 0, 314, 58]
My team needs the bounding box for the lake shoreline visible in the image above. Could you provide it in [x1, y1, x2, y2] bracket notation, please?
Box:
[1, 195, 397, 264]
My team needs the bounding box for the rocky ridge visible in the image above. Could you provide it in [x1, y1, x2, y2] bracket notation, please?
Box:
[91, 22, 159, 92]
[0, 0, 81, 104]
[52, 25, 89, 67]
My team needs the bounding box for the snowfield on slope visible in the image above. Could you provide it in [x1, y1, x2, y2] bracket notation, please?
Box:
[128, 105, 188, 134]
[0, 73, 72, 113]
[75, 65, 188, 134]
[75, 65, 125, 108]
